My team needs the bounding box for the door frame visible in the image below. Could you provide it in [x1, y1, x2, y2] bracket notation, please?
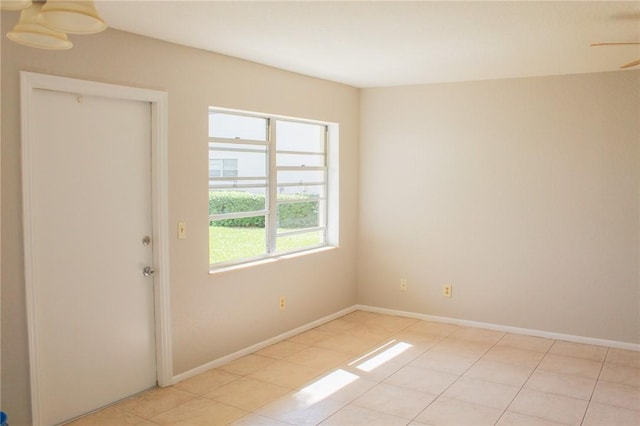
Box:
[20, 71, 173, 424]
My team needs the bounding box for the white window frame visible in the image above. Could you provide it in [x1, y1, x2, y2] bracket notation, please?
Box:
[208, 107, 338, 270]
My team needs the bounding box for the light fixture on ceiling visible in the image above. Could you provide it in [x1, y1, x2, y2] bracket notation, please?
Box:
[6, 2, 72, 50]
[1, 0, 32, 10]
[3, 0, 106, 50]
[37, 0, 106, 34]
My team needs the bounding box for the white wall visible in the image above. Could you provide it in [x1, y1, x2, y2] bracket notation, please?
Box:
[1, 13, 359, 425]
[358, 71, 640, 344]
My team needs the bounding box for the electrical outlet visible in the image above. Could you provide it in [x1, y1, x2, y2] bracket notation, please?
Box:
[400, 278, 408, 292]
[279, 296, 286, 311]
[443, 285, 452, 298]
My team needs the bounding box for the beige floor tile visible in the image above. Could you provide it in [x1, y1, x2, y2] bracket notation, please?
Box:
[315, 319, 359, 334]
[606, 348, 640, 368]
[173, 369, 240, 395]
[524, 370, 596, 400]
[450, 327, 505, 345]
[230, 413, 292, 425]
[496, 411, 569, 426]
[482, 346, 545, 368]
[464, 359, 534, 387]
[314, 333, 383, 356]
[548, 341, 607, 362]
[286, 329, 335, 346]
[430, 337, 492, 359]
[320, 404, 409, 425]
[116, 387, 197, 419]
[353, 383, 437, 418]
[384, 365, 459, 394]
[443, 376, 520, 410]
[308, 370, 379, 403]
[347, 358, 407, 382]
[256, 341, 309, 359]
[150, 398, 247, 426]
[255, 392, 345, 425]
[204, 377, 290, 411]
[350, 338, 429, 368]
[66, 406, 148, 425]
[292, 368, 365, 405]
[392, 330, 445, 347]
[537, 354, 602, 379]
[285, 346, 351, 370]
[591, 380, 640, 411]
[70, 314, 640, 426]
[406, 321, 460, 337]
[364, 314, 418, 334]
[582, 402, 640, 426]
[340, 310, 382, 323]
[599, 362, 640, 387]
[219, 354, 277, 376]
[415, 396, 503, 426]
[496, 333, 554, 353]
[508, 389, 588, 425]
[248, 360, 323, 389]
[411, 350, 478, 375]
[343, 323, 393, 340]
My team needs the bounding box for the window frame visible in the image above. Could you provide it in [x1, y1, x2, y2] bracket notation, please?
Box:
[208, 108, 335, 270]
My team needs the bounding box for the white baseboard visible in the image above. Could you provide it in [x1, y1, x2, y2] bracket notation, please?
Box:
[172, 305, 357, 383]
[173, 303, 639, 384]
[356, 304, 640, 352]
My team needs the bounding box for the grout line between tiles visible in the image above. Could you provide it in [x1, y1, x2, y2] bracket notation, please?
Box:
[405, 328, 507, 425]
[578, 346, 609, 426]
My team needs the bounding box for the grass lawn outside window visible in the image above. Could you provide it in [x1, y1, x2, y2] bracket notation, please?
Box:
[209, 226, 322, 264]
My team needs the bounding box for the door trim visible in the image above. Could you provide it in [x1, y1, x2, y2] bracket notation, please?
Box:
[20, 71, 173, 425]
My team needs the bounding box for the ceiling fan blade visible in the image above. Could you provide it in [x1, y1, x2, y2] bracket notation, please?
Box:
[620, 59, 640, 69]
[591, 42, 640, 46]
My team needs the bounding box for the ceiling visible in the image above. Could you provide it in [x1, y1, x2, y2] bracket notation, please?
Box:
[96, 1, 640, 88]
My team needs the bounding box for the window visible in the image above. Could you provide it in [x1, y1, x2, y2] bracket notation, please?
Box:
[208, 109, 336, 268]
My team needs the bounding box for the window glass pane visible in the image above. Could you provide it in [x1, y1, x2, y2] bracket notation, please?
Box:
[211, 142, 267, 150]
[209, 219, 266, 264]
[276, 120, 324, 152]
[277, 184, 324, 200]
[277, 200, 321, 229]
[276, 153, 325, 167]
[276, 231, 324, 253]
[209, 147, 267, 178]
[209, 180, 267, 190]
[222, 159, 237, 168]
[277, 170, 325, 185]
[209, 190, 266, 215]
[209, 112, 267, 141]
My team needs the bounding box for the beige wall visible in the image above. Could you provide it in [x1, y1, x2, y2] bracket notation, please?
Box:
[358, 71, 640, 344]
[1, 13, 360, 425]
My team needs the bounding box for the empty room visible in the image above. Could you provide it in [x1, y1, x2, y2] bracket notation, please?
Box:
[1, 1, 639, 425]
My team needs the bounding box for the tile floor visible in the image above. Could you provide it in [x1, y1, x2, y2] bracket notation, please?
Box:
[69, 311, 640, 426]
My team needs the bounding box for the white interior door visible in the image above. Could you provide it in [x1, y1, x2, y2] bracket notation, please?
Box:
[26, 88, 157, 425]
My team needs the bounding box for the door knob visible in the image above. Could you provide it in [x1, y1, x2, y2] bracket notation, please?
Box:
[143, 266, 155, 277]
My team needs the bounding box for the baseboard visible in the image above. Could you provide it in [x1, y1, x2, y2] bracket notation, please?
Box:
[173, 303, 639, 384]
[356, 304, 640, 352]
[172, 305, 358, 383]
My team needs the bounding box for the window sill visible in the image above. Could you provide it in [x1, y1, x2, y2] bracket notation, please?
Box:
[208, 245, 338, 275]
